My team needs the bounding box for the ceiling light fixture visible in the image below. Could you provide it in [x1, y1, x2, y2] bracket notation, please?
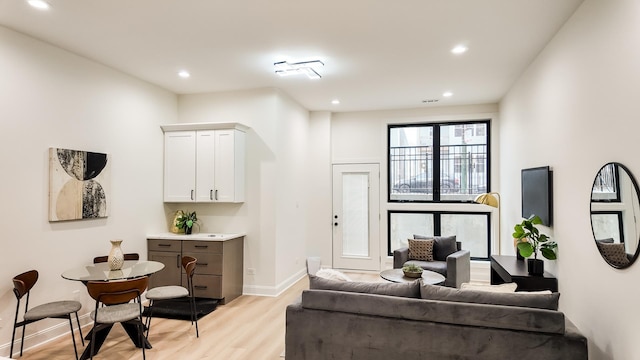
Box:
[178, 70, 190, 78]
[274, 60, 324, 79]
[443, 92, 453, 97]
[451, 45, 468, 54]
[331, 99, 340, 105]
[28, 0, 50, 9]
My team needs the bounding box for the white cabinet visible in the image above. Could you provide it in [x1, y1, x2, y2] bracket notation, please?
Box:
[162, 123, 246, 203]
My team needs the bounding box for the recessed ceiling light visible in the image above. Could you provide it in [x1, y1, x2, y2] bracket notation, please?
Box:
[443, 92, 453, 97]
[451, 45, 468, 55]
[178, 70, 190, 78]
[331, 99, 340, 105]
[28, 0, 50, 9]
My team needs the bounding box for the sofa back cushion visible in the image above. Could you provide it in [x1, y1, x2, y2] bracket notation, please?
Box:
[415, 234, 458, 261]
[420, 282, 560, 310]
[300, 290, 566, 335]
[309, 274, 420, 298]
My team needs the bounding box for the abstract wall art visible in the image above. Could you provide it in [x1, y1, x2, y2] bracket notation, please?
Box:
[49, 147, 110, 221]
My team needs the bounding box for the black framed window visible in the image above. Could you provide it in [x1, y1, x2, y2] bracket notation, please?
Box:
[389, 120, 490, 202]
[388, 211, 491, 260]
[591, 211, 624, 243]
[592, 163, 621, 202]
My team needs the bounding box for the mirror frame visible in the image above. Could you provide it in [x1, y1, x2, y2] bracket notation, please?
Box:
[590, 162, 640, 269]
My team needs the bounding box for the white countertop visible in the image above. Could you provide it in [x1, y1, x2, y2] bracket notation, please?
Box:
[146, 233, 245, 241]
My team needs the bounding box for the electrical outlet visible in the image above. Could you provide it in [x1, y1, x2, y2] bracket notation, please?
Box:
[247, 268, 256, 275]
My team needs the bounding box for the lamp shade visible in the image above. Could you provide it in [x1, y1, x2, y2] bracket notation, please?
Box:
[474, 192, 500, 208]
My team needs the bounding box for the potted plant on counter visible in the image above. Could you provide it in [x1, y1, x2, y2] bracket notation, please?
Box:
[176, 210, 199, 235]
[513, 214, 557, 275]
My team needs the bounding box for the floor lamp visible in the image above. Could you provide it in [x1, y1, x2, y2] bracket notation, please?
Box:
[474, 192, 501, 255]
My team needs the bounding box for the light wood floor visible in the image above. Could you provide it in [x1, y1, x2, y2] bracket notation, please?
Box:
[15, 272, 381, 360]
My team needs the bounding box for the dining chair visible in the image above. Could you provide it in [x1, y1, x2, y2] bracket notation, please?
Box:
[86, 276, 149, 360]
[145, 256, 199, 338]
[11, 270, 84, 359]
[92, 253, 140, 264]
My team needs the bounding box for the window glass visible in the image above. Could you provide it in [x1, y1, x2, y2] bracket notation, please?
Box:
[440, 123, 488, 201]
[389, 212, 434, 252]
[389, 211, 490, 260]
[389, 121, 489, 202]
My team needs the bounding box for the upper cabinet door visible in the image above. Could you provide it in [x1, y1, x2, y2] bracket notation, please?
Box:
[164, 131, 196, 202]
[195, 130, 216, 202]
[214, 129, 245, 202]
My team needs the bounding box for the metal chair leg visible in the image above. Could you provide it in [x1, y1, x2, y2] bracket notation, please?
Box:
[75, 311, 85, 346]
[68, 317, 79, 360]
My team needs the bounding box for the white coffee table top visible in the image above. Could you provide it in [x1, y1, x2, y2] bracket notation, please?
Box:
[380, 268, 445, 285]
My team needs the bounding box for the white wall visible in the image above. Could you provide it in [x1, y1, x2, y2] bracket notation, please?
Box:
[0, 26, 175, 354]
[177, 88, 310, 295]
[499, 0, 640, 358]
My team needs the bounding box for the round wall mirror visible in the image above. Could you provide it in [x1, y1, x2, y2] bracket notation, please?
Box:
[590, 162, 640, 268]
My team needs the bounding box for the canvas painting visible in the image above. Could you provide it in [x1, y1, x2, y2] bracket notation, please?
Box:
[49, 147, 110, 221]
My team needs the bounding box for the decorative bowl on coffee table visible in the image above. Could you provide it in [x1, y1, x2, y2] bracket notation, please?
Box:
[402, 269, 423, 278]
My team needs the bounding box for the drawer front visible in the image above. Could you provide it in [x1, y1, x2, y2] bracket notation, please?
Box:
[183, 274, 222, 299]
[148, 239, 181, 252]
[183, 252, 222, 275]
[182, 241, 222, 254]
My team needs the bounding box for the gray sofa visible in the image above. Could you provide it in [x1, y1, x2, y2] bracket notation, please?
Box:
[285, 276, 588, 360]
[394, 238, 470, 288]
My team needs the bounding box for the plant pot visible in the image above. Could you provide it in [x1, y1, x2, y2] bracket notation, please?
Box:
[527, 258, 544, 275]
[403, 270, 423, 278]
[185, 226, 193, 235]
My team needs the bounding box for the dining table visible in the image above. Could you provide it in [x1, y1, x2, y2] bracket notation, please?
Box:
[61, 260, 165, 360]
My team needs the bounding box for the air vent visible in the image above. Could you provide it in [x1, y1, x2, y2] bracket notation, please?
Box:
[422, 99, 439, 103]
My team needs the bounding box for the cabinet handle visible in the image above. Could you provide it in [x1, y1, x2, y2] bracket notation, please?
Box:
[194, 285, 208, 290]
[176, 254, 181, 268]
[191, 189, 194, 200]
[196, 263, 208, 266]
[210, 189, 213, 200]
[195, 245, 208, 249]
[158, 244, 171, 247]
[215, 189, 218, 200]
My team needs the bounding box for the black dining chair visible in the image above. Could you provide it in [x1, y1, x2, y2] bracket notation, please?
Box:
[145, 256, 199, 338]
[11, 270, 84, 359]
[86, 276, 149, 360]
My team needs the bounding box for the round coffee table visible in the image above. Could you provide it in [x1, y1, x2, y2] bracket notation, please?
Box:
[380, 268, 445, 285]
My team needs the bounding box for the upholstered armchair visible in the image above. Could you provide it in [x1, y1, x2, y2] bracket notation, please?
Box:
[393, 235, 470, 288]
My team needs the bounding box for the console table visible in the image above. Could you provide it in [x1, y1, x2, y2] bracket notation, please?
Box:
[490, 255, 558, 292]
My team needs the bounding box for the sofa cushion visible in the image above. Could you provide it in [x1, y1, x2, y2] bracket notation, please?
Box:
[596, 242, 630, 267]
[408, 238, 434, 261]
[460, 282, 517, 293]
[300, 290, 566, 335]
[309, 275, 420, 298]
[420, 282, 560, 310]
[315, 268, 352, 281]
[415, 234, 457, 261]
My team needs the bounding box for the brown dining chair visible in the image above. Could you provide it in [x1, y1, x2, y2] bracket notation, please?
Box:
[11, 270, 84, 359]
[92, 253, 140, 264]
[86, 276, 149, 360]
[145, 256, 199, 338]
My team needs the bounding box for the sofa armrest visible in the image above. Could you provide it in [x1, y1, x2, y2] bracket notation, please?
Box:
[393, 247, 409, 268]
[445, 249, 470, 288]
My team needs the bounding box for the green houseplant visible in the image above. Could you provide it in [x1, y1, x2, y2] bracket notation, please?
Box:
[175, 210, 199, 234]
[512, 214, 557, 275]
[402, 263, 423, 278]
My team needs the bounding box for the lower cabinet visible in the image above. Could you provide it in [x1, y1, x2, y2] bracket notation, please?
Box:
[147, 236, 244, 304]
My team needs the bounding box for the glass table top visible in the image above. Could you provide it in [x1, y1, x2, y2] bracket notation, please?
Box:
[61, 260, 165, 282]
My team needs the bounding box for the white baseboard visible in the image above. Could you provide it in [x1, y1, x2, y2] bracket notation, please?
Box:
[242, 268, 307, 297]
[0, 313, 92, 358]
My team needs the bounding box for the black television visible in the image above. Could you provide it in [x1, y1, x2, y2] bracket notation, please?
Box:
[521, 166, 553, 226]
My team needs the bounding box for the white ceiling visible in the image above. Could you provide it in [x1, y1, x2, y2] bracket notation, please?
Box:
[0, 0, 584, 112]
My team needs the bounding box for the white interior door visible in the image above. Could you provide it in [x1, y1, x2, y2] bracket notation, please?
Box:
[332, 163, 380, 271]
